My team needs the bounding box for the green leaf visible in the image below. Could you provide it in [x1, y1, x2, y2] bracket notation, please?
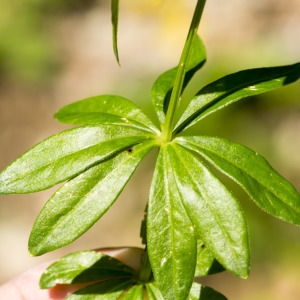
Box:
[29, 141, 156, 255]
[177, 136, 300, 226]
[147, 145, 197, 300]
[195, 240, 224, 277]
[121, 284, 144, 299]
[175, 63, 300, 133]
[146, 283, 164, 300]
[152, 35, 206, 124]
[0, 126, 152, 194]
[188, 282, 228, 300]
[40, 251, 136, 289]
[66, 278, 134, 300]
[54, 95, 159, 133]
[111, 0, 120, 64]
[169, 143, 249, 278]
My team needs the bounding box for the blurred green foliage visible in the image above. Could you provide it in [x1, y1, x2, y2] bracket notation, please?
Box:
[0, 0, 98, 84]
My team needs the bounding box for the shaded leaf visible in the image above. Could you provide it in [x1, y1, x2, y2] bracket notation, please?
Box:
[152, 35, 206, 124]
[111, 0, 120, 64]
[54, 95, 159, 133]
[66, 278, 134, 300]
[175, 63, 300, 133]
[188, 282, 228, 300]
[40, 251, 136, 289]
[29, 141, 156, 255]
[195, 240, 224, 277]
[177, 136, 300, 226]
[147, 145, 197, 300]
[0, 126, 152, 194]
[169, 143, 249, 278]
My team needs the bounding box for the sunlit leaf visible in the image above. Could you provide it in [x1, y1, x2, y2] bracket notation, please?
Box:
[169, 143, 249, 278]
[146, 283, 164, 300]
[188, 282, 228, 300]
[66, 278, 134, 300]
[152, 35, 206, 124]
[29, 141, 156, 256]
[147, 145, 197, 300]
[177, 136, 300, 226]
[54, 95, 159, 133]
[175, 63, 300, 132]
[111, 0, 120, 64]
[40, 251, 136, 289]
[0, 126, 152, 194]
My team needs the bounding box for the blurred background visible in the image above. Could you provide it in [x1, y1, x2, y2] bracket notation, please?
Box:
[0, 0, 300, 299]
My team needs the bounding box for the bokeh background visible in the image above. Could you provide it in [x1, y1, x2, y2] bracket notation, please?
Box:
[0, 0, 300, 299]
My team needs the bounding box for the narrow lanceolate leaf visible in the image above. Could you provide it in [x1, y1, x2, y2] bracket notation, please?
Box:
[121, 284, 144, 299]
[188, 282, 228, 300]
[169, 143, 249, 278]
[29, 141, 156, 256]
[175, 63, 300, 133]
[177, 136, 300, 226]
[111, 0, 120, 64]
[147, 145, 197, 300]
[66, 278, 134, 300]
[146, 283, 164, 300]
[152, 35, 206, 124]
[0, 126, 152, 194]
[54, 95, 159, 134]
[40, 251, 136, 289]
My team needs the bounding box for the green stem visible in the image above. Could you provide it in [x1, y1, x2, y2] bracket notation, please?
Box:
[138, 247, 153, 283]
[138, 204, 152, 282]
[161, 0, 206, 142]
[138, 0, 207, 283]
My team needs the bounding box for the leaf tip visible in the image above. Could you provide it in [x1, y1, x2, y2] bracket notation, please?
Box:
[28, 239, 45, 257]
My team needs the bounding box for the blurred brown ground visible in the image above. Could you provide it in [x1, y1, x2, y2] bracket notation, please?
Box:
[0, 0, 300, 299]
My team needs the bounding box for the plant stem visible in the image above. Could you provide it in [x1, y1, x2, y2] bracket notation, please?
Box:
[138, 204, 152, 282]
[161, 0, 206, 142]
[138, 247, 153, 283]
[138, 0, 207, 284]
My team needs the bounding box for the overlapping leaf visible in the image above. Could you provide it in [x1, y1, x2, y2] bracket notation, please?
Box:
[152, 35, 206, 124]
[195, 240, 224, 277]
[146, 283, 165, 299]
[29, 141, 156, 256]
[121, 284, 144, 299]
[0, 126, 152, 194]
[177, 136, 300, 226]
[40, 250, 163, 299]
[147, 145, 197, 300]
[54, 95, 158, 133]
[168, 143, 249, 278]
[189, 282, 228, 300]
[67, 277, 134, 300]
[40, 251, 136, 289]
[175, 63, 300, 133]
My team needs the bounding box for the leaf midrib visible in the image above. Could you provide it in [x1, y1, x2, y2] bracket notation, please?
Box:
[6, 136, 149, 188]
[164, 147, 184, 300]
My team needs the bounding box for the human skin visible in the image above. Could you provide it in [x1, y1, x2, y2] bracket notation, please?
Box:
[0, 247, 143, 300]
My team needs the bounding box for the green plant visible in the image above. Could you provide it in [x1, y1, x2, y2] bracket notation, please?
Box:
[1, 0, 300, 299]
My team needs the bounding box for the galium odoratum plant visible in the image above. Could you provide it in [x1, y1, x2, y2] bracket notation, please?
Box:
[1, 0, 300, 299]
